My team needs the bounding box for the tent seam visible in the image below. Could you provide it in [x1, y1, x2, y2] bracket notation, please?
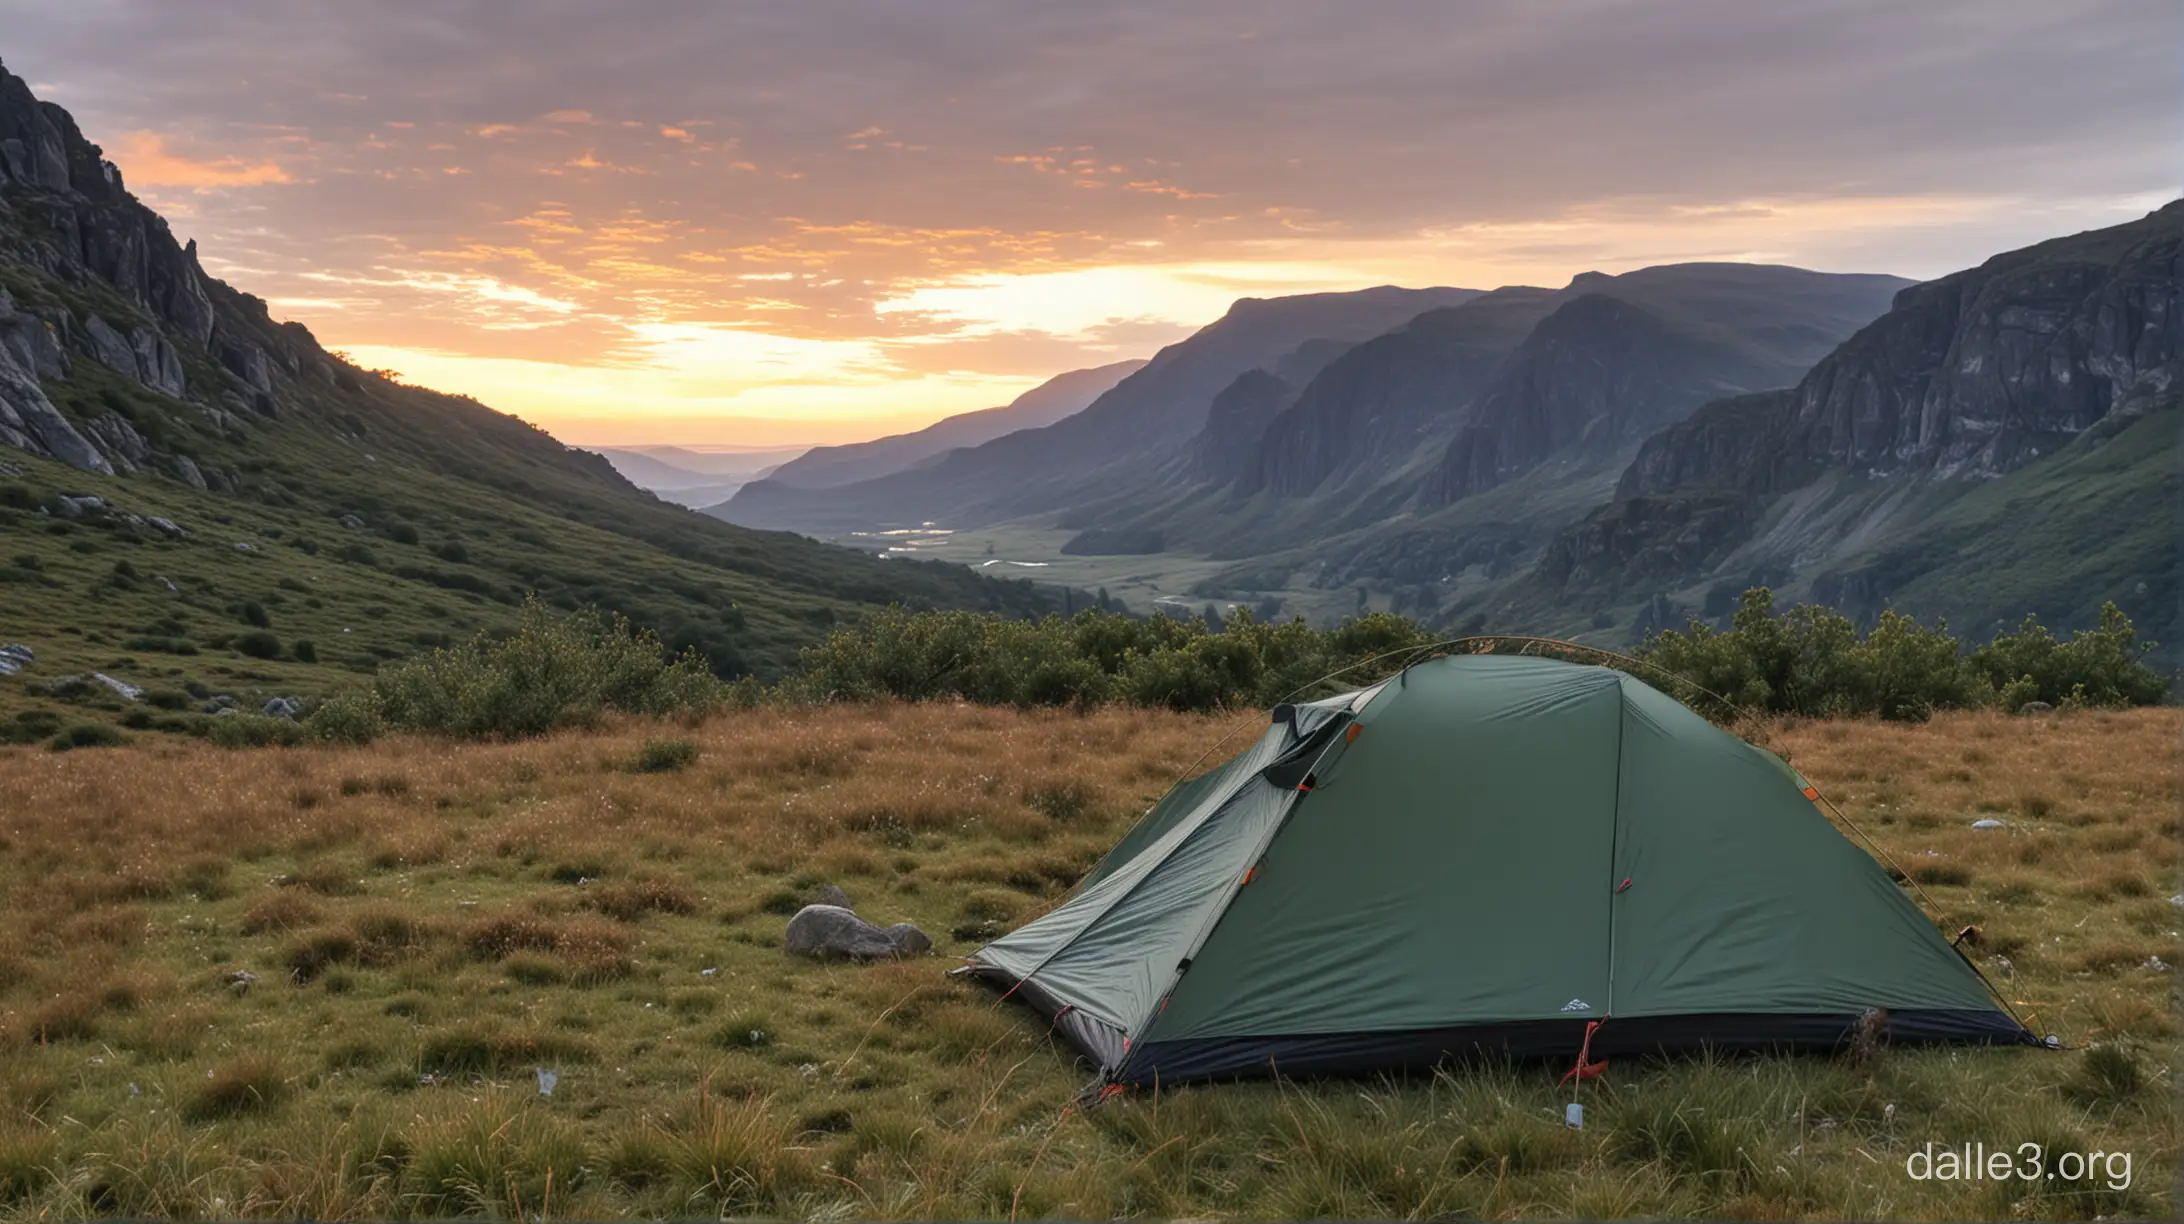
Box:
[1606, 675, 1627, 1018]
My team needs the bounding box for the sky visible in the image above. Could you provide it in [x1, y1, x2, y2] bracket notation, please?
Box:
[2, 1, 2176, 446]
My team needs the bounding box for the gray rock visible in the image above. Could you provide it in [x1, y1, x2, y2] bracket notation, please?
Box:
[783, 905, 932, 962]
[51, 494, 105, 518]
[218, 340, 273, 394]
[164, 454, 207, 490]
[145, 516, 187, 539]
[128, 326, 185, 397]
[0, 320, 113, 474]
[339, 513, 365, 530]
[82, 413, 149, 472]
[1970, 818, 2006, 830]
[81, 314, 140, 375]
[90, 672, 141, 701]
[263, 697, 301, 718]
[0, 291, 67, 379]
[1, 644, 32, 664]
[2016, 701, 2055, 716]
[232, 540, 255, 553]
[0, 657, 17, 677]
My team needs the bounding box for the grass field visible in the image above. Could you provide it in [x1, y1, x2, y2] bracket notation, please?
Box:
[0, 703, 2175, 1219]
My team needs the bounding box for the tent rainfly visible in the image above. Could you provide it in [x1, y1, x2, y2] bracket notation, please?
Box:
[958, 654, 2034, 1086]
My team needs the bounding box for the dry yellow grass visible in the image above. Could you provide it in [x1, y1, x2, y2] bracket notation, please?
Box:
[0, 703, 2174, 1219]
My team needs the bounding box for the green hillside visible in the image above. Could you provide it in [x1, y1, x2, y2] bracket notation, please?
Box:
[0, 65, 1065, 738]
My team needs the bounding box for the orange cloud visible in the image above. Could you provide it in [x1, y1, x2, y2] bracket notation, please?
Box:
[106, 131, 290, 188]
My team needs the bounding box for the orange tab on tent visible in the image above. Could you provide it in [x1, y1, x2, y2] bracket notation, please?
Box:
[1345, 723, 1361, 743]
[1801, 786, 1821, 801]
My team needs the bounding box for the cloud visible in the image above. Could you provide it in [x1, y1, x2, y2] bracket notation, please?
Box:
[6, 0, 2173, 443]
[105, 130, 290, 187]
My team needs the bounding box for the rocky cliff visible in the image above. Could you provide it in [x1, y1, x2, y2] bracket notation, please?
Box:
[1515, 201, 2183, 656]
[1551, 201, 2184, 596]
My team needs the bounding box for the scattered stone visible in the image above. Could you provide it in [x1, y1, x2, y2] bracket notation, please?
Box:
[1969, 818, 2005, 830]
[262, 697, 302, 719]
[225, 969, 258, 997]
[49, 494, 104, 519]
[232, 541, 255, 553]
[536, 1068, 559, 1098]
[1992, 955, 2013, 980]
[2016, 701, 2055, 716]
[158, 576, 178, 593]
[2170, 894, 2183, 907]
[2145, 956, 2170, 973]
[700, 967, 719, 978]
[145, 516, 188, 539]
[783, 905, 932, 962]
[90, 672, 141, 701]
[339, 513, 365, 530]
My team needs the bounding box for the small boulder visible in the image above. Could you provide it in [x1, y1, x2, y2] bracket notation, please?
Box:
[91, 672, 142, 701]
[2016, 701, 2055, 716]
[784, 905, 932, 962]
[263, 697, 302, 719]
[145, 516, 188, 539]
[339, 513, 365, 530]
[0, 645, 30, 664]
[1970, 818, 2005, 830]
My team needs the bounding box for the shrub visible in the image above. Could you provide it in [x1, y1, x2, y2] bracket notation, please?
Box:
[1638, 589, 2166, 721]
[306, 692, 384, 745]
[240, 600, 272, 629]
[632, 738, 699, 773]
[234, 630, 283, 659]
[292, 638, 318, 664]
[207, 713, 307, 749]
[359, 599, 720, 739]
[48, 723, 127, 752]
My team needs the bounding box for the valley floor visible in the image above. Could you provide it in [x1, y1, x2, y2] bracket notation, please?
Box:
[0, 704, 2175, 1219]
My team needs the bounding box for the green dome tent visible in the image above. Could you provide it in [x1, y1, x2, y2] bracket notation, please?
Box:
[960, 653, 2032, 1086]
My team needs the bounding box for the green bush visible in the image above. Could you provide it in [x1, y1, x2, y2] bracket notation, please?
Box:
[785, 606, 1427, 713]
[1637, 590, 2167, 721]
[207, 713, 308, 749]
[292, 639, 318, 664]
[306, 693, 385, 745]
[632, 738, 700, 773]
[49, 723, 127, 752]
[234, 630, 283, 659]
[788, 593, 2167, 719]
[349, 598, 720, 739]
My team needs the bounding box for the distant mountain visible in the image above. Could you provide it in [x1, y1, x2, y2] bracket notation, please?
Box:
[0, 58, 1066, 703]
[761, 359, 1145, 491]
[593, 444, 805, 508]
[718, 285, 1480, 532]
[1043, 263, 1908, 584]
[1515, 200, 2182, 654]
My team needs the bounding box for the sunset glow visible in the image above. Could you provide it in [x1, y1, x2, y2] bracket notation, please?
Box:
[9, 3, 2172, 445]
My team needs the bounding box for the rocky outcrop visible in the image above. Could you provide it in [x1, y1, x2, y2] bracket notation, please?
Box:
[1240, 288, 1558, 498]
[0, 297, 110, 473]
[1779, 204, 2184, 478]
[1188, 369, 1293, 483]
[79, 315, 187, 398]
[1537, 200, 2184, 604]
[1614, 390, 1799, 499]
[1421, 294, 1780, 506]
